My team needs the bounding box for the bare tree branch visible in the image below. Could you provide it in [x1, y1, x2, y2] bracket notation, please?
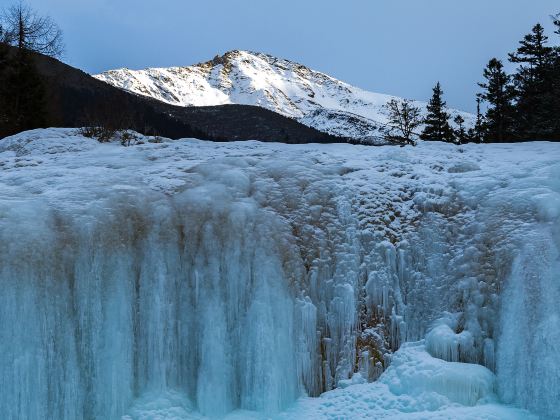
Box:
[1, 2, 64, 58]
[0, 22, 14, 44]
[383, 99, 422, 146]
[552, 13, 560, 35]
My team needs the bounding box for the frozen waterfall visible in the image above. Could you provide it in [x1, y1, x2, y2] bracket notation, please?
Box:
[497, 225, 560, 418]
[0, 186, 302, 418]
[0, 129, 558, 419]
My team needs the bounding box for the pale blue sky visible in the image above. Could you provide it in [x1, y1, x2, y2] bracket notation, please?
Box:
[3, 0, 559, 112]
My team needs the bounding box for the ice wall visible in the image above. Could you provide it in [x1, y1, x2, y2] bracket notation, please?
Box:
[0, 143, 368, 418]
[0, 187, 301, 419]
[497, 226, 560, 419]
[0, 130, 559, 419]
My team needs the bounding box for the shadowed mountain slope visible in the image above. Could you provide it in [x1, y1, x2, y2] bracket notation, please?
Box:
[1, 46, 347, 143]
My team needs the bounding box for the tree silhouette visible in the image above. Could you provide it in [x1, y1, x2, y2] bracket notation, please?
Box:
[1, 2, 64, 58]
[478, 59, 516, 142]
[384, 98, 422, 146]
[420, 82, 455, 142]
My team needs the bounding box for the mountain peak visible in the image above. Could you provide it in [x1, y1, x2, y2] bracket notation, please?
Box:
[95, 51, 473, 142]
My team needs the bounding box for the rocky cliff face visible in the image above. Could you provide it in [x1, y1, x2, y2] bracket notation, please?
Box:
[95, 50, 473, 143]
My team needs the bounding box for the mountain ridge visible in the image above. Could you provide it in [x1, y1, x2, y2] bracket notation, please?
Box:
[95, 50, 474, 143]
[0, 45, 345, 144]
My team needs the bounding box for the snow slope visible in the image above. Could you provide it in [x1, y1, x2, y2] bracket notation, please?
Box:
[0, 129, 558, 419]
[94, 51, 473, 142]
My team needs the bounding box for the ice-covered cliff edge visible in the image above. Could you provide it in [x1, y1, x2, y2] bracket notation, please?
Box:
[0, 129, 558, 419]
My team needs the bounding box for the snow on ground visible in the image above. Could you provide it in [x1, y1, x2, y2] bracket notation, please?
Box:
[3, 128, 556, 206]
[0, 128, 558, 420]
[278, 342, 534, 420]
[121, 342, 534, 420]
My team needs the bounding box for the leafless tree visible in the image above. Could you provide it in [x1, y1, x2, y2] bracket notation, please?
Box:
[552, 13, 560, 35]
[383, 98, 422, 146]
[1, 2, 63, 57]
[0, 23, 14, 44]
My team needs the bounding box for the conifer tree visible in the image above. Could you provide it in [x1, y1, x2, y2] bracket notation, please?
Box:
[508, 23, 557, 139]
[509, 24, 555, 77]
[550, 14, 560, 138]
[453, 115, 467, 144]
[478, 59, 515, 142]
[0, 3, 58, 138]
[0, 47, 47, 138]
[420, 82, 455, 142]
[0, 28, 10, 135]
[5, 48, 47, 135]
[467, 97, 486, 143]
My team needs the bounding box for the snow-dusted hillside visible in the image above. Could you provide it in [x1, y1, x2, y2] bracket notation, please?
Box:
[1, 129, 558, 419]
[94, 51, 473, 142]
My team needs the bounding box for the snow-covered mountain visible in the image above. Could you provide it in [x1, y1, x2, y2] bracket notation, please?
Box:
[94, 50, 473, 142]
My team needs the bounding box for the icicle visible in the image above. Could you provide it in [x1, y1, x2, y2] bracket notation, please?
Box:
[295, 297, 321, 396]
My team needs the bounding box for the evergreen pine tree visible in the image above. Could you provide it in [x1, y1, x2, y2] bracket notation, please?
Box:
[0, 26, 12, 137]
[478, 59, 515, 142]
[453, 115, 467, 144]
[471, 97, 486, 143]
[0, 3, 63, 138]
[550, 14, 560, 138]
[420, 82, 455, 142]
[508, 23, 557, 139]
[509, 24, 555, 76]
[0, 48, 47, 138]
[5, 48, 47, 135]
